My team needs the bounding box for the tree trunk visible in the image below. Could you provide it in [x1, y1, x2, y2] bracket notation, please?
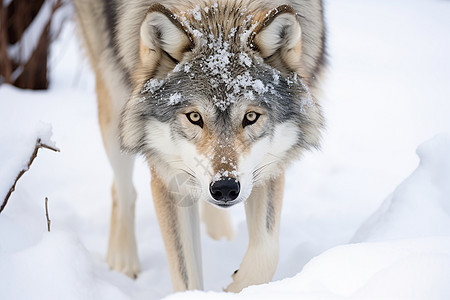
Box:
[0, 0, 63, 90]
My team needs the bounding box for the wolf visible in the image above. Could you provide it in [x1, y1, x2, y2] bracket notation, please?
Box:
[72, 0, 326, 293]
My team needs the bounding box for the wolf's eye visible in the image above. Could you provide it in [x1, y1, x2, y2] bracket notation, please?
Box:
[186, 112, 203, 128]
[243, 111, 260, 127]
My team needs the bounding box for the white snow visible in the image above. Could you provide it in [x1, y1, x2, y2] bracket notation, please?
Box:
[168, 92, 183, 105]
[141, 78, 165, 97]
[0, 231, 129, 300]
[191, 6, 202, 21]
[1, 0, 450, 299]
[238, 52, 252, 67]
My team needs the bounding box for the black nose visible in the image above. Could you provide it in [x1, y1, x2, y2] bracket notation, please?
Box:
[209, 178, 240, 202]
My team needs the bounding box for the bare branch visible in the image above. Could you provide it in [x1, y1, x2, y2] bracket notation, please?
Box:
[0, 138, 60, 214]
[45, 197, 51, 232]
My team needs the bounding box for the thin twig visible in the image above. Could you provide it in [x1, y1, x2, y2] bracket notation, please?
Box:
[0, 138, 60, 214]
[39, 142, 59, 152]
[45, 197, 51, 232]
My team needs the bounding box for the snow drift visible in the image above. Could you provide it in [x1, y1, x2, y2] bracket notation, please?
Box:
[353, 134, 450, 242]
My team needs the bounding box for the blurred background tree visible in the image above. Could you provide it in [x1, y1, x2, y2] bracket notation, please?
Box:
[0, 0, 67, 90]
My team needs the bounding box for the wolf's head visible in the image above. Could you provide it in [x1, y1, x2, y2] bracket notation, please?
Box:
[121, 2, 325, 207]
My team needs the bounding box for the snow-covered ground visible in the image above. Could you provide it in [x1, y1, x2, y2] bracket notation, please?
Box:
[1, 0, 450, 299]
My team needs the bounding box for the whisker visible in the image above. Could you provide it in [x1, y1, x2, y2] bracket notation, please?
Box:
[166, 159, 184, 164]
[163, 159, 199, 179]
[177, 168, 196, 179]
[252, 160, 278, 175]
[252, 159, 279, 183]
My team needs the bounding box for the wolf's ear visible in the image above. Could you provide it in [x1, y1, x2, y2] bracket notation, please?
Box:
[139, 4, 193, 72]
[250, 5, 303, 74]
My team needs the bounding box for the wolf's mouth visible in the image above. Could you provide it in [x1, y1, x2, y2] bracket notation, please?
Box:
[208, 198, 242, 208]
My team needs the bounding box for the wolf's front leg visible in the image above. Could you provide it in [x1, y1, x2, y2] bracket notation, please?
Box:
[226, 173, 285, 293]
[106, 162, 139, 278]
[151, 170, 203, 291]
[96, 74, 140, 278]
[103, 132, 139, 278]
[201, 201, 235, 241]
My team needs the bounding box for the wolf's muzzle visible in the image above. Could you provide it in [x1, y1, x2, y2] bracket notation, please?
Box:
[209, 178, 240, 206]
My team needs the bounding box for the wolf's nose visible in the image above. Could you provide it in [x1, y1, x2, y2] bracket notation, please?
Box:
[210, 178, 240, 202]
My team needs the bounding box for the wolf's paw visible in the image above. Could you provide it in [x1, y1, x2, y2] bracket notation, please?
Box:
[224, 269, 247, 293]
[106, 248, 141, 278]
[225, 259, 274, 293]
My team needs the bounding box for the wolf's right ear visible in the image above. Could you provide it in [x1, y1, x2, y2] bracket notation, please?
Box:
[250, 5, 304, 75]
[139, 4, 193, 72]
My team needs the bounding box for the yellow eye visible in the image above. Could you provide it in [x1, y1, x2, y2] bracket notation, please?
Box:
[190, 112, 200, 122]
[246, 112, 257, 122]
[243, 111, 260, 127]
[186, 112, 203, 127]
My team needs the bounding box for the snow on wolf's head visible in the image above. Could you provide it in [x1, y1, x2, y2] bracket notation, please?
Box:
[121, 2, 323, 207]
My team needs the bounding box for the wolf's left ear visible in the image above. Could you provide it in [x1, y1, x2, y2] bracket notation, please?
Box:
[139, 4, 193, 72]
[250, 5, 303, 74]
